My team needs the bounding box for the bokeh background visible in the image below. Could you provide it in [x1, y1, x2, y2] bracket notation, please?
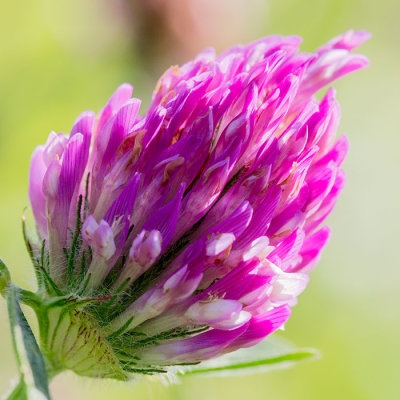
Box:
[0, 0, 399, 399]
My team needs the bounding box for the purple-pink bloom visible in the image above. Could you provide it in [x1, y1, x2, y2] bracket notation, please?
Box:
[27, 31, 369, 375]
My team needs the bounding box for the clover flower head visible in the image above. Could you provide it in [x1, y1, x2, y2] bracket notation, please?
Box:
[25, 30, 369, 379]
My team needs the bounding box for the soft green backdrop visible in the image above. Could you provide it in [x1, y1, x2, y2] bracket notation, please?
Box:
[0, 1, 399, 399]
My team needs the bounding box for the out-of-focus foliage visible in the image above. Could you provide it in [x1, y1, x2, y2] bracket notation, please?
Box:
[0, 0, 399, 399]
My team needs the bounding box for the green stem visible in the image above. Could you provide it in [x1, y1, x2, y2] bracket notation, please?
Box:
[16, 287, 42, 309]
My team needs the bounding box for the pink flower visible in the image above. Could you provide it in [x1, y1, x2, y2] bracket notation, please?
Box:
[27, 31, 369, 375]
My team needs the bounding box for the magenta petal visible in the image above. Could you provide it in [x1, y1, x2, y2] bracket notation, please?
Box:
[82, 217, 115, 260]
[269, 228, 305, 271]
[104, 173, 141, 225]
[96, 83, 133, 135]
[292, 226, 331, 273]
[239, 185, 282, 242]
[102, 98, 141, 167]
[139, 324, 249, 364]
[317, 30, 371, 52]
[202, 259, 266, 301]
[28, 146, 47, 237]
[301, 51, 369, 98]
[304, 169, 346, 234]
[206, 201, 253, 239]
[50, 133, 88, 250]
[71, 110, 95, 139]
[224, 305, 291, 352]
[144, 184, 185, 250]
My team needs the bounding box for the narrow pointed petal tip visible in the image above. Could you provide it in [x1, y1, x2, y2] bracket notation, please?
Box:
[319, 30, 372, 52]
[25, 31, 368, 379]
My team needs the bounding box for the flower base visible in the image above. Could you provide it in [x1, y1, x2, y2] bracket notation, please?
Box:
[40, 306, 127, 380]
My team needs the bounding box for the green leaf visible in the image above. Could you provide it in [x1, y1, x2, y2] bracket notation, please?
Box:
[180, 337, 319, 378]
[4, 378, 28, 400]
[6, 285, 51, 399]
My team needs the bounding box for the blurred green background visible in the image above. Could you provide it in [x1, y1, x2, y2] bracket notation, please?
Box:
[0, 0, 399, 399]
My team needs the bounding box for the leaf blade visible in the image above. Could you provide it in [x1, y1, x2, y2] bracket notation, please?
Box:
[6, 285, 51, 399]
[180, 337, 319, 378]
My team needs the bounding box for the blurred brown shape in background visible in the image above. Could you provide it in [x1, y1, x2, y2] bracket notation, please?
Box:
[124, 0, 268, 74]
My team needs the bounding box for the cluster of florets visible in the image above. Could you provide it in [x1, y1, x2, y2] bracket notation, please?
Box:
[27, 31, 369, 376]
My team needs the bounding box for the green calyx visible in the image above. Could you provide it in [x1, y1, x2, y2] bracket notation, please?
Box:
[40, 305, 127, 380]
[5, 284, 129, 381]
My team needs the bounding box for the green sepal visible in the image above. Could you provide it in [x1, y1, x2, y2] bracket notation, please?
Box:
[6, 285, 52, 399]
[67, 194, 83, 286]
[44, 294, 112, 310]
[180, 337, 319, 377]
[21, 209, 45, 292]
[0, 258, 11, 296]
